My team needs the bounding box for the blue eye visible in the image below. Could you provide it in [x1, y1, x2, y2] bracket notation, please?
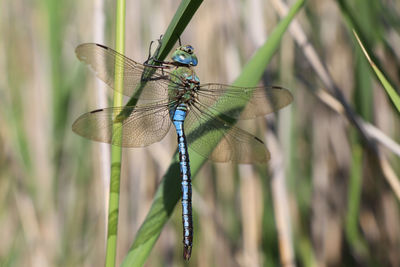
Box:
[182, 45, 193, 54]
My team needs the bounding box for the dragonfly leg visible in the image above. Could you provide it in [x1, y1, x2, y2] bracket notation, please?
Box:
[142, 60, 173, 69]
[143, 38, 174, 68]
[146, 40, 155, 61]
[144, 36, 166, 65]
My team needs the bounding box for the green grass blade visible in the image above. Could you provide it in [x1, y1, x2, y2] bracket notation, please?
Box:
[354, 47, 373, 122]
[156, 0, 203, 61]
[345, 143, 369, 256]
[353, 30, 400, 113]
[105, 0, 126, 266]
[121, 0, 304, 265]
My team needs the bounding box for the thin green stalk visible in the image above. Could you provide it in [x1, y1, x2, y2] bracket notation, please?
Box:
[345, 142, 368, 256]
[105, 0, 125, 266]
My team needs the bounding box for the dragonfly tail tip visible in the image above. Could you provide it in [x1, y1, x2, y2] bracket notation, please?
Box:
[183, 245, 192, 260]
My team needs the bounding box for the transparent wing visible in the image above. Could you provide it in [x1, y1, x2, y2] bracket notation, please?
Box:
[76, 43, 179, 102]
[185, 103, 270, 163]
[72, 101, 172, 147]
[197, 83, 293, 119]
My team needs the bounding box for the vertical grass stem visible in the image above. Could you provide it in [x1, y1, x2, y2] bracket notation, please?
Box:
[105, 0, 125, 266]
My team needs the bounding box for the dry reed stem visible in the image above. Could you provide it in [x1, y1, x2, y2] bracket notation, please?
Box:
[266, 123, 296, 267]
[239, 165, 261, 267]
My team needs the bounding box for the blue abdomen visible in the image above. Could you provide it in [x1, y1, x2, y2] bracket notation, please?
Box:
[171, 103, 193, 260]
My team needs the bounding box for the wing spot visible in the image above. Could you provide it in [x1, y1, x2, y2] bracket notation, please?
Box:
[96, 44, 108, 49]
[90, 108, 104, 114]
[254, 136, 264, 144]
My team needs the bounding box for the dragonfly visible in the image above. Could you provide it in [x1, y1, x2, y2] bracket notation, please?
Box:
[72, 42, 293, 260]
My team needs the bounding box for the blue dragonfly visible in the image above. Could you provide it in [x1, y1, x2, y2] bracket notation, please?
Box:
[72, 42, 293, 260]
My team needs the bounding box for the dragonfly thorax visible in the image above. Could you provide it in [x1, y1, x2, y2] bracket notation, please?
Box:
[170, 66, 200, 107]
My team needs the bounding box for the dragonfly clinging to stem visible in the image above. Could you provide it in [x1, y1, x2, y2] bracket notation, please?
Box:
[72, 40, 293, 260]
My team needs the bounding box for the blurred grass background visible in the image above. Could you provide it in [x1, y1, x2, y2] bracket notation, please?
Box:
[1, 0, 400, 266]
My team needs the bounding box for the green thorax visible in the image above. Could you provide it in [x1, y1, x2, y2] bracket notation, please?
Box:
[168, 66, 200, 104]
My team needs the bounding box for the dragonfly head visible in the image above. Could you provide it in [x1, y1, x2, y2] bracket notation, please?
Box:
[171, 45, 198, 66]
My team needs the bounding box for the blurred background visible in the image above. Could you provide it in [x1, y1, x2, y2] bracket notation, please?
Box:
[1, 0, 400, 266]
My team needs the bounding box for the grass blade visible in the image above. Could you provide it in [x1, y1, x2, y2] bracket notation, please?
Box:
[156, 0, 203, 61]
[353, 30, 400, 113]
[105, 0, 126, 266]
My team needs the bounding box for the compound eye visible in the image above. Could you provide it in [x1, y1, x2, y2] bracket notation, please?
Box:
[185, 45, 193, 54]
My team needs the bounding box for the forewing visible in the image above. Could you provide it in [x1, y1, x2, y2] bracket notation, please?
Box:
[185, 104, 269, 163]
[198, 83, 293, 119]
[72, 102, 171, 147]
[76, 43, 175, 102]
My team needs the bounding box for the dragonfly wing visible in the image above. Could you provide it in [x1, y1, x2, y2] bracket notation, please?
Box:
[72, 102, 171, 147]
[185, 105, 270, 163]
[76, 43, 174, 102]
[197, 83, 293, 119]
